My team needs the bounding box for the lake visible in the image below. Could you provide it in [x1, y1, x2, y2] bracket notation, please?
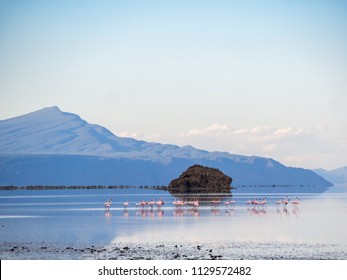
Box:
[0, 187, 346, 259]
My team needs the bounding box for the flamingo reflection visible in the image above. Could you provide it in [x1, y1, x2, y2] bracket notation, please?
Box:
[104, 198, 112, 211]
[104, 210, 112, 219]
[136, 208, 164, 219]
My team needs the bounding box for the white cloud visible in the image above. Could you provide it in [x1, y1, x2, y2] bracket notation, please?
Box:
[273, 127, 304, 138]
[184, 124, 230, 137]
[116, 123, 345, 169]
[233, 128, 249, 135]
[118, 131, 144, 138]
[251, 126, 270, 133]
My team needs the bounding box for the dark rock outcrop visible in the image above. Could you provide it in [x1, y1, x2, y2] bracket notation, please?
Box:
[168, 164, 232, 194]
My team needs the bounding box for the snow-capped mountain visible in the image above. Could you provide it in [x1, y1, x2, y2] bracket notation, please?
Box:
[0, 107, 332, 189]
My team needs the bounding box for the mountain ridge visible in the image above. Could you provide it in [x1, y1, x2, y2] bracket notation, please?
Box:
[0, 106, 332, 189]
[0, 106, 281, 164]
[313, 166, 347, 185]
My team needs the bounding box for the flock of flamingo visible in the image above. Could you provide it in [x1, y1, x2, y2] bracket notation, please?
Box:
[103, 196, 300, 210]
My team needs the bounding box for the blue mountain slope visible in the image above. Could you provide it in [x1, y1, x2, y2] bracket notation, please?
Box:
[313, 167, 347, 185]
[0, 107, 332, 189]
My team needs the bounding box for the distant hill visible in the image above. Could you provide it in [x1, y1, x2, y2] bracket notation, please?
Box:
[313, 167, 347, 185]
[0, 106, 332, 191]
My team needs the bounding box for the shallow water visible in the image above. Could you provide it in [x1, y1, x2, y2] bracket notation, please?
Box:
[0, 188, 346, 258]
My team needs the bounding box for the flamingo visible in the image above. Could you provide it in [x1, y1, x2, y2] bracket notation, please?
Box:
[291, 197, 300, 207]
[173, 198, 185, 208]
[123, 201, 129, 208]
[210, 197, 221, 207]
[140, 200, 147, 207]
[188, 198, 199, 208]
[156, 198, 164, 207]
[192, 199, 199, 208]
[104, 198, 112, 210]
[225, 199, 235, 207]
[276, 197, 283, 207]
[147, 199, 156, 208]
[259, 197, 267, 208]
[246, 198, 252, 206]
[282, 196, 289, 206]
[252, 198, 260, 207]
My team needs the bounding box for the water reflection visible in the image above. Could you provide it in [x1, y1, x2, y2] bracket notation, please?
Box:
[170, 192, 233, 207]
[1, 189, 347, 249]
[247, 207, 267, 218]
[123, 209, 129, 218]
[104, 210, 112, 220]
[292, 207, 300, 218]
[173, 208, 200, 218]
[134, 209, 164, 219]
[274, 203, 301, 218]
[224, 208, 236, 216]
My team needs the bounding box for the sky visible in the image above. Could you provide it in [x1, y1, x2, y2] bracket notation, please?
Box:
[0, 0, 346, 170]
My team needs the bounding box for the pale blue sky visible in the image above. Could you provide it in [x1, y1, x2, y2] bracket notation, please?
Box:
[1, 0, 346, 169]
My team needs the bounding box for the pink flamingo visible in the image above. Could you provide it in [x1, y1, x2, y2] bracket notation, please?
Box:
[259, 197, 267, 208]
[123, 201, 129, 208]
[147, 199, 156, 208]
[192, 199, 199, 207]
[210, 197, 221, 207]
[188, 198, 199, 208]
[156, 198, 164, 207]
[246, 198, 252, 206]
[173, 198, 185, 208]
[291, 197, 300, 207]
[104, 198, 112, 210]
[282, 196, 289, 206]
[225, 199, 235, 207]
[136, 200, 147, 208]
[252, 198, 260, 207]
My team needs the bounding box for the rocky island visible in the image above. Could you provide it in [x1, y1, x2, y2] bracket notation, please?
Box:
[168, 164, 232, 194]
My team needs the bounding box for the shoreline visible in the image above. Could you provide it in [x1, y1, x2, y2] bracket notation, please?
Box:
[1, 240, 346, 260]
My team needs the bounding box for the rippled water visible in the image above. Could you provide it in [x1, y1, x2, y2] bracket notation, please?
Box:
[0, 188, 346, 258]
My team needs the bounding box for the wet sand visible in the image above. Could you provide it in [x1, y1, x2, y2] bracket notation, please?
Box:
[1, 240, 346, 260]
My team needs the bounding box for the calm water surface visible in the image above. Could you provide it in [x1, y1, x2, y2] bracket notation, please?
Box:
[0, 188, 346, 249]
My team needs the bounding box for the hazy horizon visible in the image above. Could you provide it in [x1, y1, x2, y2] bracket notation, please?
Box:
[1, 0, 346, 170]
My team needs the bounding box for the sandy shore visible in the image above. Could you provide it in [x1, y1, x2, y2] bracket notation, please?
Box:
[1, 240, 346, 260]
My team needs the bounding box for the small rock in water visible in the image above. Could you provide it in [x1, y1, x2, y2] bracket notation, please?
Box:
[173, 254, 180, 259]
